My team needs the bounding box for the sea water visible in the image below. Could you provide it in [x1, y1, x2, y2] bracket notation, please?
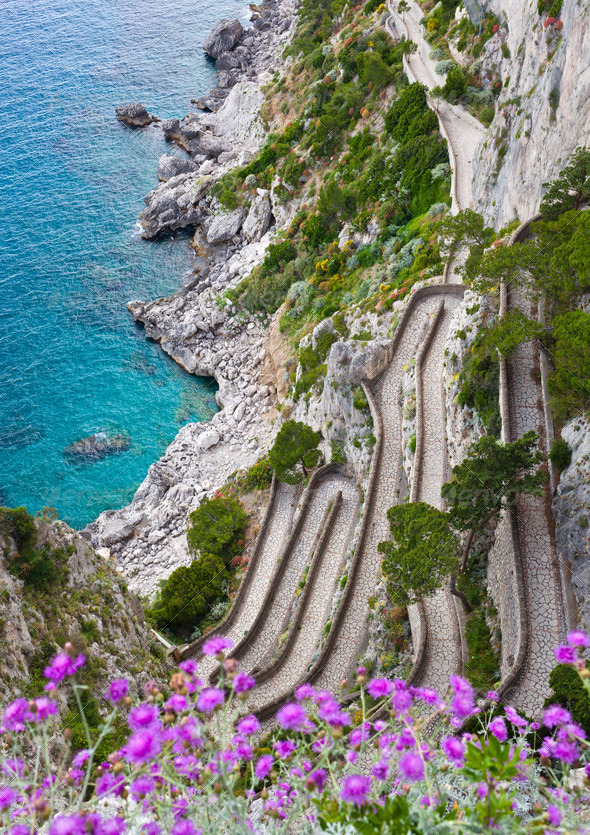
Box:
[0, 0, 248, 527]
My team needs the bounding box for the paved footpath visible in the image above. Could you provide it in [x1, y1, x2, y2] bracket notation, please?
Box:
[313, 296, 445, 692]
[505, 286, 566, 717]
[387, 0, 485, 212]
[244, 474, 360, 712]
[198, 481, 299, 683]
[410, 303, 464, 694]
[235, 472, 353, 675]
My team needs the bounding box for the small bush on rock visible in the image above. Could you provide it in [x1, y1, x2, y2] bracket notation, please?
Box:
[187, 495, 247, 564]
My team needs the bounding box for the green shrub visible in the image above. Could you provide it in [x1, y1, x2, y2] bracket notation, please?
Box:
[241, 458, 273, 492]
[549, 438, 572, 471]
[1, 506, 37, 550]
[187, 495, 247, 563]
[149, 553, 229, 629]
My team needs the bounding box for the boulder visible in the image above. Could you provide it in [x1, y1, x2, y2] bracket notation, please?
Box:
[140, 172, 210, 238]
[242, 194, 273, 242]
[101, 517, 135, 547]
[215, 51, 242, 71]
[199, 132, 233, 158]
[203, 19, 244, 59]
[157, 154, 200, 182]
[196, 95, 225, 113]
[206, 208, 246, 245]
[196, 429, 220, 450]
[116, 103, 153, 127]
[63, 432, 129, 463]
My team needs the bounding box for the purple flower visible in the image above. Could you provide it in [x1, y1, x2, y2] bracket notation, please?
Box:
[340, 774, 371, 806]
[49, 814, 87, 835]
[367, 678, 394, 698]
[543, 705, 572, 729]
[128, 703, 160, 731]
[72, 749, 91, 767]
[295, 683, 315, 701]
[33, 697, 59, 722]
[449, 676, 474, 719]
[396, 727, 416, 750]
[398, 751, 425, 782]
[476, 782, 488, 799]
[233, 671, 255, 693]
[165, 694, 188, 714]
[547, 805, 562, 826]
[277, 702, 307, 731]
[487, 690, 499, 703]
[489, 717, 508, 742]
[555, 644, 577, 664]
[125, 730, 162, 765]
[441, 736, 465, 766]
[179, 659, 198, 675]
[175, 754, 200, 779]
[392, 688, 413, 714]
[255, 754, 274, 779]
[413, 687, 438, 705]
[237, 715, 260, 736]
[2, 699, 29, 731]
[107, 679, 129, 703]
[130, 775, 156, 800]
[96, 817, 127, 835]
[504, 705, 527, 727]
[197, 688, 225, 713]
[372, 759, 389, 781]
[202, 636, 233, 656]
[171, 822, 201, 835]
[349, 724, 370, 747]
[96, 771, 126, 798]
[44, 652, 85, 687]
[308, 768, 327, 792]
[10, 827, 34, 835]
[0, 786, 17, 810]
[567, 630, 589, 648]
[143, 825, 161, 835]
[274, 739, 297, 759]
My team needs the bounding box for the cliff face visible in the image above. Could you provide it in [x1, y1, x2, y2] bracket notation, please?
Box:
[0, 517, 169, 701]
[472, 0, 590, 226]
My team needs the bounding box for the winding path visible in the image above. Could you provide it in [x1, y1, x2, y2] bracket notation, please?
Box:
[387, 0, 486, 214]
[406, 299, 465, 694]
[234, 469, 358, 677]
[182, 479, 299, 682]
[177, 1, 570, 726]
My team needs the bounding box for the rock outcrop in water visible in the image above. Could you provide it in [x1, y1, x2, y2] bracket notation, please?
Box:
[157, 154, 200, 182]
[116, 103, 153, 127]
[63, 431, 129, 463]
[140, 173, 211, 238]
[203, 18, 244, 59]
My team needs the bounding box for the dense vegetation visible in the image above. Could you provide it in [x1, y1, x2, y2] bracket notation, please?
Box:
[218, 1, 452, 354]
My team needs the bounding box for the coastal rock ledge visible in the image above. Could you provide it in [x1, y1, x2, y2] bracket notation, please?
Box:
[116, 103, 153, 127]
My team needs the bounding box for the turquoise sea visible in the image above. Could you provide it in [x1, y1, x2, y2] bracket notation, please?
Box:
[0, 0, 247, 527]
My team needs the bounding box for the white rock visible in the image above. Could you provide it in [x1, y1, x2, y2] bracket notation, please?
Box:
[197, 429, 221, 450]
[96, 547, 111, 559]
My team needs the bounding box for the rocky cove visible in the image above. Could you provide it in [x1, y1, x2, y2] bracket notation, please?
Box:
[83, 1, 301, 594]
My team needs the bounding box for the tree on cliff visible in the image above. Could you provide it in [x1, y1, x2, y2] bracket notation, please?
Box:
[187, 494, 247, 565]
[441, 430, 546, 570]
[540, 146, 590, 220]
[269, 420, 322, 484]
[150, 552, 228, 629]
[379, 433, 546, 611]
[378, 502, 459, 606]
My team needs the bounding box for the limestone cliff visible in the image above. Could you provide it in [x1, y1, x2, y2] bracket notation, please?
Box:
[0, 514, 170, 701]
[472, 0, 590, 226]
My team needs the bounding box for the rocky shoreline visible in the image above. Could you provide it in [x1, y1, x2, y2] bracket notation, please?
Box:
[83, 0, 299, 596]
